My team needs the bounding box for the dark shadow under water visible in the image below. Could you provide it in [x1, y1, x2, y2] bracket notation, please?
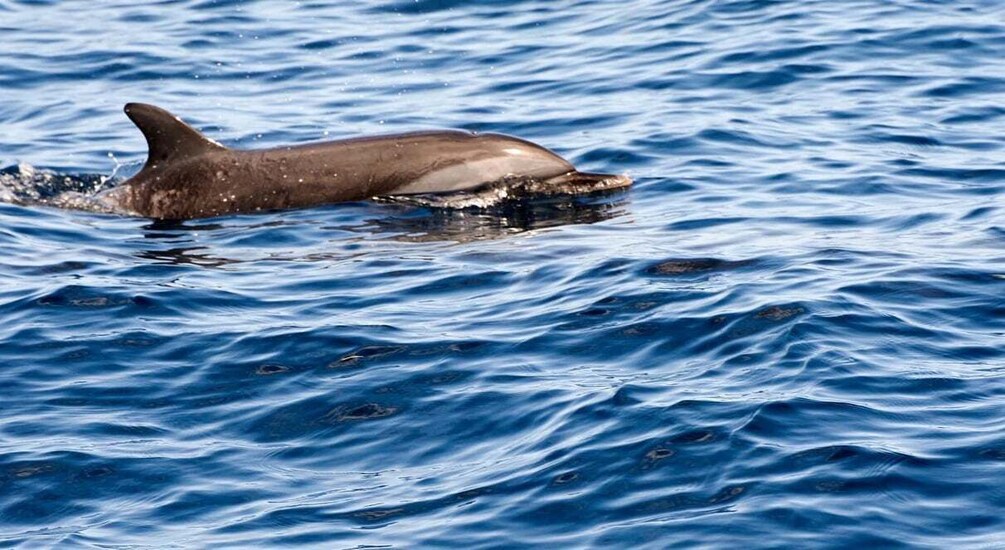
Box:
[136, 190, 630, 265]
[368, 191, 631, 242]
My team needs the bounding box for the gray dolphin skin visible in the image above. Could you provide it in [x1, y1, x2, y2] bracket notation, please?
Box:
[100, 103, 632, 219]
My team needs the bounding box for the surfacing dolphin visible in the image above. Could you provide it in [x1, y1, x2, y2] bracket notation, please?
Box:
[98, 103, 631, 219]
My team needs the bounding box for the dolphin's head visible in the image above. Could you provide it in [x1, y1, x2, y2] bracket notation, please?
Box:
[459, 133, 633, 196]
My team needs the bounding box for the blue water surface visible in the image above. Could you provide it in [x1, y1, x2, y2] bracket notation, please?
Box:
[2, 0, 1005, 547]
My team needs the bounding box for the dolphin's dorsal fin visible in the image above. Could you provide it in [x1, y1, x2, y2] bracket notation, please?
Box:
[124, 103, 226, 169]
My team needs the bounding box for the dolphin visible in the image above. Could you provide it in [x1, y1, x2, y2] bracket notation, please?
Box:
[98, 103, 631, 219]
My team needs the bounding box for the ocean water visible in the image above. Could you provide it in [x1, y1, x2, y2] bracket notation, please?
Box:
[2, 0, 1005, 547]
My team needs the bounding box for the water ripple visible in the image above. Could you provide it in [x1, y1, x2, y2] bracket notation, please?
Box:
[2, 0, 1005, 547]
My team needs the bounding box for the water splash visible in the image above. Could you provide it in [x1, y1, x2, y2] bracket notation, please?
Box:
[0, 164, 119, 213]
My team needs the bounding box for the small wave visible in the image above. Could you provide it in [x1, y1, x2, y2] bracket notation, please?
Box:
[0, 163, 119, 213]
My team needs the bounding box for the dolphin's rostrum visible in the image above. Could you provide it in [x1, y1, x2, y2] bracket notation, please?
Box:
[100, 103, 631, 219]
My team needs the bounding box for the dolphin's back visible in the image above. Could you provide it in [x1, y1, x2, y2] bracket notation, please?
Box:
[255, 130, 576, 196]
